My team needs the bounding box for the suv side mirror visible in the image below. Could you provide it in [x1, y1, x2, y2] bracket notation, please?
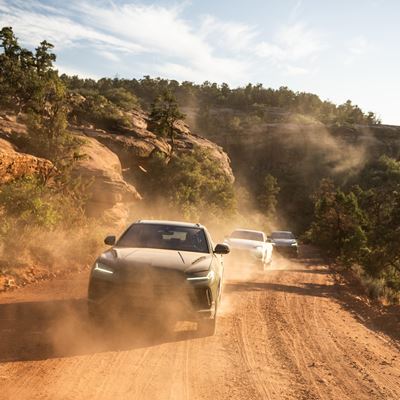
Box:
[214, 243, 230, 255]
[104, 235, 116, 246]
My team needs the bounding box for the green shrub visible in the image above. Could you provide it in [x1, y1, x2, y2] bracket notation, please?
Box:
[0, 174, 89, 230]
[103, 88, 139, 110]
[0, 175, 105, 270]
[309, 162, 400, 302]
[308, 179, 367, 262]
[70, 92, 133, 131]
[140, 147, 236, 222]
[0, 176, 61, 228]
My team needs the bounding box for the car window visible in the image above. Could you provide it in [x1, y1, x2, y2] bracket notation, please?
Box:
[117, 224, 209, 253]
[230, 230, 264, 241]
[271, 232, 294, 239]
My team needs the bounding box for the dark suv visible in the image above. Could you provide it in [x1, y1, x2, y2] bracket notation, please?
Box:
[269, 231, 299, 258]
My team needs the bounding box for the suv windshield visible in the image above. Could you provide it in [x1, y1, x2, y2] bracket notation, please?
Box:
[117, 224, 209, 253]
[271, 232, 294, 239]
[230, 230, 264, 241]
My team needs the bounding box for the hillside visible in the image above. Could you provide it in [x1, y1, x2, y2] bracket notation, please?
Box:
[194, 116, 400, 231]
[0, 107, 234, 289]
[0, 110, 232, 223]
[1, 26, 400, 302]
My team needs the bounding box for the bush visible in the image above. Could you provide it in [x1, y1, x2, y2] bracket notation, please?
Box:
[0, 175, 105, 270]
[0, 176, 61, 228]
[0, 218, 105, 270]
[308, 179, 367, 262]
[70, 92, 133, 131]
[0, 173, 90, 231]
[140, 147, 236, 222]
[309, 162, 400, 302]
[103, 88, 139, 110]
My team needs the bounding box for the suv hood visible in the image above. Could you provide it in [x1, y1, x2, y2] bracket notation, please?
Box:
[98, 247, 212, 273]
[225, 238, 264, 249]
[272, 239, 297, 246]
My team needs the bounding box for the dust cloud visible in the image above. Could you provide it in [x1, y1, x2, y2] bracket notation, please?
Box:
[0, 224, 107, 278]
[0, 178, 297, 360]
[47, 300, 188, 359]
[287, 119, 372, 175]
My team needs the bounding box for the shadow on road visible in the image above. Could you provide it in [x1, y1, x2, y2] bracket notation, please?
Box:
[224, 280, 338, 299]
[0, 298, 202, 363]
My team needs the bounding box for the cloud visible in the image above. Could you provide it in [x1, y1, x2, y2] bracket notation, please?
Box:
[158, 56, 249, 84]
[253, 22, 322, 76]
[96, 50, 121, 63]
[254, 42, 285, 60]
[56, 64, 101, 79]
[0, 0, 253, 83]
[75, 2, 209, 61]
[349, 36, 369, 55]
[0, 0, 144, 53]
[199, 15, 258, 52]
[255, 22, 322, 62]
[0, 0, 323, 83]
[284, 65, 308, 76]
[344, 35, 370, 65]
[279, 22, 322, 59]
[289, 0, 303, 20]
[75, 2, 250, 82]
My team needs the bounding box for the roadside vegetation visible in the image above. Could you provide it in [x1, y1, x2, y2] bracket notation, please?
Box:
[137, 147, 236, 223]
[307, 157, 400, 303]
[0, 27, 102, 275]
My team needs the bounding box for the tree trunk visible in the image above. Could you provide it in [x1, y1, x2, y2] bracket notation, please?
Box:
[169, 125, 175, 155]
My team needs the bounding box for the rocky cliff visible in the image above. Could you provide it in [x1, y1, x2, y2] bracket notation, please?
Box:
[0, 110, 234, 226]
[72, 109, 234, 182]
[0, 138, 53, 184]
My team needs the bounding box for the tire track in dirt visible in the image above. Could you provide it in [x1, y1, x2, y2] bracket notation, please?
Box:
[258, 257, 400, 400]
[233, 314, 271, 399]
[0, 248, 400, 399]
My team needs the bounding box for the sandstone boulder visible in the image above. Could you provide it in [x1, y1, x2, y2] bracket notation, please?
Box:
[74, 136, 141, 220]
[0, 138, 53, 184]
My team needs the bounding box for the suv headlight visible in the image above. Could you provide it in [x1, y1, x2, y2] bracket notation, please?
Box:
[253, 246, 264, 258]
[291, 243, 298, 246]
[94, 262, 114, 274]
[186, 270, 215, 282]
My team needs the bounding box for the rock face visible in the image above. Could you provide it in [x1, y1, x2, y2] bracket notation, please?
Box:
[74, 136, 141, 223]
[72, 109, 234, 183]
[0, 138, 53, 184]
[174, 132, 234, 182]
[0, 116, 142, 226]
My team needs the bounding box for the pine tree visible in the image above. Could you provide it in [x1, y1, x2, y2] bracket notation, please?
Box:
[149, 90, 185, 154]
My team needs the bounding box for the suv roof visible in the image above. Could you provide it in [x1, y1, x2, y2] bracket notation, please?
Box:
[135, 220, 204, 228]
[232, 228, 265, 235]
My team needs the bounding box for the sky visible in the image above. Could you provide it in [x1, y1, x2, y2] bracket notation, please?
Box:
[0, 0, 399, 124]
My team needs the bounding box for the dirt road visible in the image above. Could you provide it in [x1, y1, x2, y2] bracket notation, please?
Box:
[1, 249, 400, 400]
